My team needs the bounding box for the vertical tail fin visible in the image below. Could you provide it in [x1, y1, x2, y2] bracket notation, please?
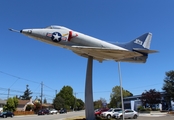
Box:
[141, 33, 152, 49]
[117, 33, 152, 50]
[116, 33, 157, 54]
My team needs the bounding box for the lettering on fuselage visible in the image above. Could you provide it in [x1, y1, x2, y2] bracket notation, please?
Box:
[134, 39, 143, 45]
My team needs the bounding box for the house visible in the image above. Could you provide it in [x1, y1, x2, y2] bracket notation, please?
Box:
[42, 103, 53, 109]
[16, 98, 33, 111]
[0, 99, 6, 112]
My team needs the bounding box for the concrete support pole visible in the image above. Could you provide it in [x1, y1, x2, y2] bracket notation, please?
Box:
[118, 62, 125, 120]
[85, 56, 95, 120]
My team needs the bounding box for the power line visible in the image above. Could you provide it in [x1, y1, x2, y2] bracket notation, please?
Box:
[126, 83, 163, 90]
[0, 70, 40, 84]
[43, 84, 56, 91]
[0, 70, 56, 92]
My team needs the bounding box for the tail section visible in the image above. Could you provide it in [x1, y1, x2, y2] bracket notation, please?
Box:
[116, 32, 157, 54]
[115, 33, 157, 63]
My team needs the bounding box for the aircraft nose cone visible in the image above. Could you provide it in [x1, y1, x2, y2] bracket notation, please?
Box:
[20, 29, 32, 34]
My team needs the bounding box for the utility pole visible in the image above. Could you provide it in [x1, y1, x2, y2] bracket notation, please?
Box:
[41, 81, 43, 104]
[73, 92, 77, 111]
[7, 88, 10, 99]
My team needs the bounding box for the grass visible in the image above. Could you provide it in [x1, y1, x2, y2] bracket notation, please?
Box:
[65, 116, 86, 120]
[64, 116, 114, 120]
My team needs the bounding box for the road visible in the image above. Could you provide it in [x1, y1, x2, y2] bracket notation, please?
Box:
[0, 110, 85, 120]
[0, 110, 174, 120]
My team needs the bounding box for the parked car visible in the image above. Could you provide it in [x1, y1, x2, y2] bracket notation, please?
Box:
[113, 109, 138, 119]
[49, 109, 58, 114]
[94, 108, 109, 117]
[38, 109, 50, 115]
[101, 108, 122, 119]
[0, 111, 14, 118]
[94, 109, 99, 112]
[59, 108, 67, 114]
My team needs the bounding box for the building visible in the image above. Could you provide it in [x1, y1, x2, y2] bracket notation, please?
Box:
[123, 92, 173, 111]
[0, 99, 6, 112]
[16, 98, 33, 111]
[123, 95, 142, 111]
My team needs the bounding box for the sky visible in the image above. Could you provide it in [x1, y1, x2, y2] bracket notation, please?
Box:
[0, 0, 174, 103]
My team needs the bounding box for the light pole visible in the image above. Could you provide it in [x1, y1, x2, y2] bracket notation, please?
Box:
[118, 62, 125, 120]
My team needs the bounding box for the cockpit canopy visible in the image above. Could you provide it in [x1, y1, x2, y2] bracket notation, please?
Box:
[45, 25, 71, 30]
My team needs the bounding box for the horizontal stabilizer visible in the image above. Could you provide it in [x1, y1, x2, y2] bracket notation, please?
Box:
[133, 48, 158, 54]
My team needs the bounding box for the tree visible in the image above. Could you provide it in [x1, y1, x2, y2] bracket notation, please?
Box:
[20, 85, 32, 100]
[26, 104, 34, 111]
[109, 86, 133, 108]
[162, 70, 174, 104]
[141, 89, 161, 108]
[3, 97, 18, 112]
[75, 99, 84, 110]
[13, 96, 18, 109]
[33, 102, 42, 113]
[94, 98, 107, 109]
[53, 86, 74, 110]
[94, 100, 102, 109]
[53, 96, 65, 110]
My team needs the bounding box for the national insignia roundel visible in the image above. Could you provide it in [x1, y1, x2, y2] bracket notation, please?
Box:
[51, 32, 62, 42]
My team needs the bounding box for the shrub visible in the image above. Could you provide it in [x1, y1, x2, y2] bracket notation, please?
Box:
[145, 108, 151, 111]
[26, 104, 34, 111]
[137, 106, 145, 111]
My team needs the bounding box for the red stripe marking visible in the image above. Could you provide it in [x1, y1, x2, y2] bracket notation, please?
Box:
[68, 31, 72, 41]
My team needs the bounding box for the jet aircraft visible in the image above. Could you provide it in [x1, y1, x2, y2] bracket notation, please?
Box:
[9, 25, 157, 63]
[9, 25, 157, 120]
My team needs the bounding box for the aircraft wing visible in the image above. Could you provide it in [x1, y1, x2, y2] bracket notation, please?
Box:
[67, 46, 143, 62]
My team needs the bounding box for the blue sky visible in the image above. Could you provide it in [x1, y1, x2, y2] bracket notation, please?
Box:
[1, 0, 174, 103]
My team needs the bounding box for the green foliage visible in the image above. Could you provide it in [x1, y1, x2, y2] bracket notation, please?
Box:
[33, 102, 42, 113]
[145, 108, 151, 111]
[141, 89, 161, 108]
[53, 96, 65, 110]
[57, 86, 74, 107]
[75, 99, 84, 110]
[94, 100, 102, 109]
[13, 97, 18, 108]
[53, 86, 84, 110]
[137, 106, 145, 111]
[94, 98, 107, 109]
[109, 86, 133, 108]
[162, 70, 174, 102]
[26, 104, 34, 111]
[20, 85, 32, 100]
[3, 97, 18, 112]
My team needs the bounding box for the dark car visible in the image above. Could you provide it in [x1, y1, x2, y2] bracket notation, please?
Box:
[0, 111, 14, 118]
[59, 108, 67, 114]
[38, 109, 50, 115]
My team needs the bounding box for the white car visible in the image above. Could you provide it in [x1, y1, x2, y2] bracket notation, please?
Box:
[113, 109, 138, 119]
[101, 108, 122, 119]
[49, 109, 58, 114]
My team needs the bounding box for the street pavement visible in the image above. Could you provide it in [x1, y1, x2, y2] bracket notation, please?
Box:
[0, 111, 173, 120]
[135, 112, 174, 120]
